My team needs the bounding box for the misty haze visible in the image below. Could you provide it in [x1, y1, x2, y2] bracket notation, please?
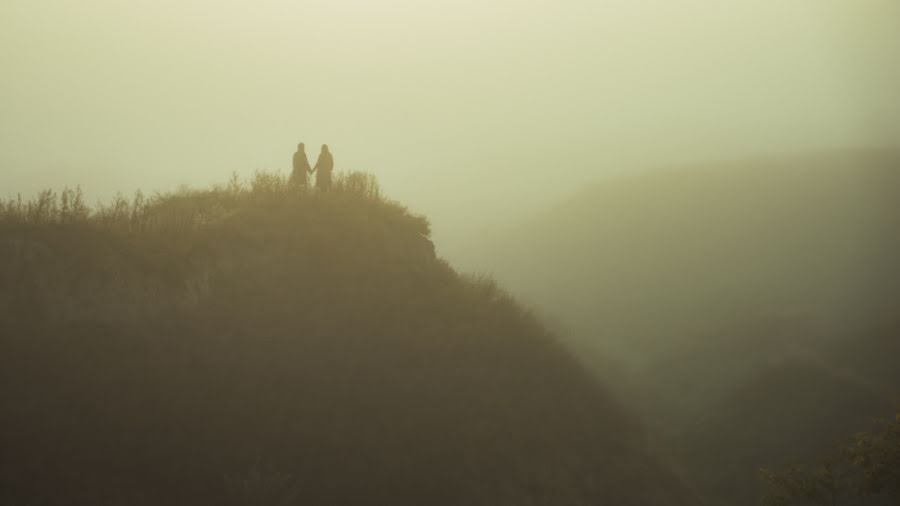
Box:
[1, 1, 899, 505]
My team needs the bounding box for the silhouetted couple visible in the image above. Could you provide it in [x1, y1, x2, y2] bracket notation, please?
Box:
[292, 143, 333, 191]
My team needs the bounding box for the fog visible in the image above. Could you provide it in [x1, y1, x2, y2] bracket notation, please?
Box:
[3, 3, 900, 504]
[2, 0, 899, 246]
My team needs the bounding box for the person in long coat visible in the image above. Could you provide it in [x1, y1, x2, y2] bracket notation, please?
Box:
[313, 144, 334, 191]
[291, 143, 312, 186]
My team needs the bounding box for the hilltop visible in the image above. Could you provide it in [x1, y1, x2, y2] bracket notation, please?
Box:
[0, 172, 695, 506]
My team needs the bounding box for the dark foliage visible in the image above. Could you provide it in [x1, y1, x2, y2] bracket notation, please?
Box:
[760, 413, 900, 505]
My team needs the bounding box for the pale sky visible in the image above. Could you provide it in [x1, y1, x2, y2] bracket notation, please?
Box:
[1, 0, 898, 246]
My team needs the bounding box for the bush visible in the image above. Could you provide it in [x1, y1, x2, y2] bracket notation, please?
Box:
[761, 413, 900, 505]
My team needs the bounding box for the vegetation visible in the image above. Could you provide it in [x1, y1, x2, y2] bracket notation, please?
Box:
[0, 171, 695, 505]
[677, 356, 896, 505]
[761, 413, 900, 505]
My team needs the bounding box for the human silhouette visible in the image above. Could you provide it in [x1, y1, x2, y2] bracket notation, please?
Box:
[291, 143, 312, 186]
[313, 144, 334, 191]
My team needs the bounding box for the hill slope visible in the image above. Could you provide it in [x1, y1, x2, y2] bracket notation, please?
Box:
[0, 172, 695, 506]
[453, 148, 900, 504]
[458, 148, 900, 365]
[677, 355, 894, 505]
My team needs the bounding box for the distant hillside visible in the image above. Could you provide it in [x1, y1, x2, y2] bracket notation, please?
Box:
[0, 172, 696, 506]
[454, 148, 900, 504]
[459, 148, 900, 365]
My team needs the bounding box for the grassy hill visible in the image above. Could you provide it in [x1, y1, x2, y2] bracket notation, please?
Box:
[0, 172, 696, 506]
[453, 148, 900, 504]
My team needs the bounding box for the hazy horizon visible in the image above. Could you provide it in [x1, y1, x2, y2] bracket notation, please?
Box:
[3, 0, 899, 246]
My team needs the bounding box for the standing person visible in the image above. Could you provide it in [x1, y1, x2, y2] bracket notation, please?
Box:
[313, 144, 334, 191]
[291, 143, 312, 187]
